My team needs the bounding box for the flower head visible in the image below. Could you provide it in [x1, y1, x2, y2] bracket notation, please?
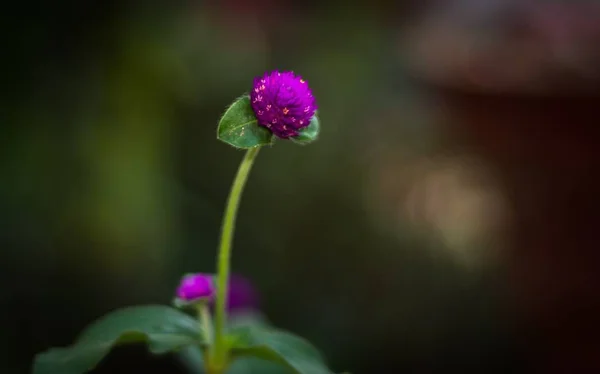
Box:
[250, 71, 317, 139]
[176, 273, 214, 302]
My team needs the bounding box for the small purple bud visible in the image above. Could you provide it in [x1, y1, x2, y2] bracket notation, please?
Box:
[250, 70, 318, 139]
[176, 273, 214, 302]
[206, 274, 260, 315]
[226, 274, 259, 314]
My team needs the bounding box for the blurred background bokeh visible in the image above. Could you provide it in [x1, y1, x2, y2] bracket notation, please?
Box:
[3, 0, 600, 373]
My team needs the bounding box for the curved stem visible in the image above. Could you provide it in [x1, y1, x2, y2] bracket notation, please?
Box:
[212, 147, 261, 369]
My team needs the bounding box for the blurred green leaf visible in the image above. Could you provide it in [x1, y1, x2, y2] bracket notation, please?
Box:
[33, 305, 201, 374]
[229, 325, 332, 374]
[177, 349, 291, 374]
[177, 346, 206, 374]
[176, 312, 275, 374]
[290, 114, 320, 145]
[217, 95, 273, 149]
[227, 357, 291, 374]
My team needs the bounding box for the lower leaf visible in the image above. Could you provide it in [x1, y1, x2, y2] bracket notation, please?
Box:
[227, 357, 291, 374]
[33, 305, 202, 374]
[229, 325, 332, 374]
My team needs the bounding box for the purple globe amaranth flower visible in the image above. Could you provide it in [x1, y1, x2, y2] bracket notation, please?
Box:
[176, 273, 214, 302]
[250, 71, 318, 139]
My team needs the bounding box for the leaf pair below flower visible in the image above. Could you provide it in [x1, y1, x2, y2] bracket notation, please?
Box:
[217, 95, 320, 149]
[33, 305, 334, 374]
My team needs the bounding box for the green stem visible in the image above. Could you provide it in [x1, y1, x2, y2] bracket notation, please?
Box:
[212, 146, 261, 369]
[197, 302, 213, 344]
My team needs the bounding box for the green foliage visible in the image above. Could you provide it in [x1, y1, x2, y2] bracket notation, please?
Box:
[227, 357, 292, 374]
[33, 305, 202, 374]
[172, 311, 332, 374]
[178, 346, 291, 374]
[291, 114, 320, 145]
[217, 95, 274, 149]
[32, 306, 333, 374]
[228, 323, 332, 374]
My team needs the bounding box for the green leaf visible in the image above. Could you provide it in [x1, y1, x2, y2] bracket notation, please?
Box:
[33, 305, 202, 374]
[290, 113, 320, 145]
[217, 95, 274, 149]
[177, 346, 206, 374]
[176, 313, 276, 374]
[227, 357, 291, 374]
[177, 350, 291, 374]
[229, 325, 332, 374]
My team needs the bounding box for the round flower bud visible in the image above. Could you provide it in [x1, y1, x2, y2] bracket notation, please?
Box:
[250, 71, 318, 139]
[176, 273, 214, 302]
